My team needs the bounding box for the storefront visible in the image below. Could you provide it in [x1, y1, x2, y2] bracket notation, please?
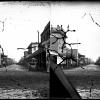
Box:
[26, 48, 46, 71]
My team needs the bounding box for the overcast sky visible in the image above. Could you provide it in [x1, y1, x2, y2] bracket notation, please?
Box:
[0, 1, 100, 62]
[0, 1, 50, 62]
[51, 2, 100, 62]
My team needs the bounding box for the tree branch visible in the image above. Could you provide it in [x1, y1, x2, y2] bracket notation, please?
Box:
[89, 13, 100, 28]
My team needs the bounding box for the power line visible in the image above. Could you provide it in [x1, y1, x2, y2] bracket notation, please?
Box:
[81, 13, 86, 18]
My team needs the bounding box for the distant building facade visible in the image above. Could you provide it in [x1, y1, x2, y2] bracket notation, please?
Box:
[24, 21, 50, 72]
[0, 45, 7, 67]
[78, 54, 85, 65]
[27, 42, 38, 54]
[24, 51, 29, 58]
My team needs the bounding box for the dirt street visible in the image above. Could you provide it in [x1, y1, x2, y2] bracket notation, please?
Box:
[63, 64, 100, 99]
[0, 64, 49, 99]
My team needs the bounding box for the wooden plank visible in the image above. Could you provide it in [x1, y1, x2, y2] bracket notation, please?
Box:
[50, 56, 81, 99]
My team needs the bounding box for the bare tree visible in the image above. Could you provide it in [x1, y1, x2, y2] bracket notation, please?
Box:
[45, 25, 81, 70]
[0, 18, 7, 32]
[82, 12, 100, 28]
[49, 25, 81, 99]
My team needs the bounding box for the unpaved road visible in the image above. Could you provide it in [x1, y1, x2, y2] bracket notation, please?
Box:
[63, 64, 100, 99]
[0, 64, 49, 99]
[0, 64, 28, 71]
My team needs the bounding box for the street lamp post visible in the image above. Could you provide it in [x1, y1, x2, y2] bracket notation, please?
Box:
[77, 39, 79, 67]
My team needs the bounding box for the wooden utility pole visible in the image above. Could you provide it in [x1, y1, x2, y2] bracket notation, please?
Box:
[37, 31, 39, 46]
[50, 56, 81, 99]
[77, 39, 78, 67]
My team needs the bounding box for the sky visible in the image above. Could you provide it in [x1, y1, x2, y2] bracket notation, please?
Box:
[51, 2, 100, 62]
[0, 1, 100, 62]
[0, 1, 50, 62]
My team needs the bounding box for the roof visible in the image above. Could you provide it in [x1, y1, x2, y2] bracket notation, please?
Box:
[27, 42, 38, 49]
[41, 21, 50, 36]
[78, 53, 85, 58]
[26, 48, 45, 59]
[44, 21, 50, 32]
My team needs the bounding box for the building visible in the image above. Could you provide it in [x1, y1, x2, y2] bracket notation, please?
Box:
[23, 21, 50, 72]
[78, 54, 85, 66]
[41, 22, 50, 45]
[59, 49, 78, 69]
[27, 42, 39, 54]
[23, 42, 39, 71]
[24, 51, 29, 58]
[27, 21, 50, 72]
[84, 58, 88, 65]
[0, 45, 7, 67]
[41, 21, 50, 72]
